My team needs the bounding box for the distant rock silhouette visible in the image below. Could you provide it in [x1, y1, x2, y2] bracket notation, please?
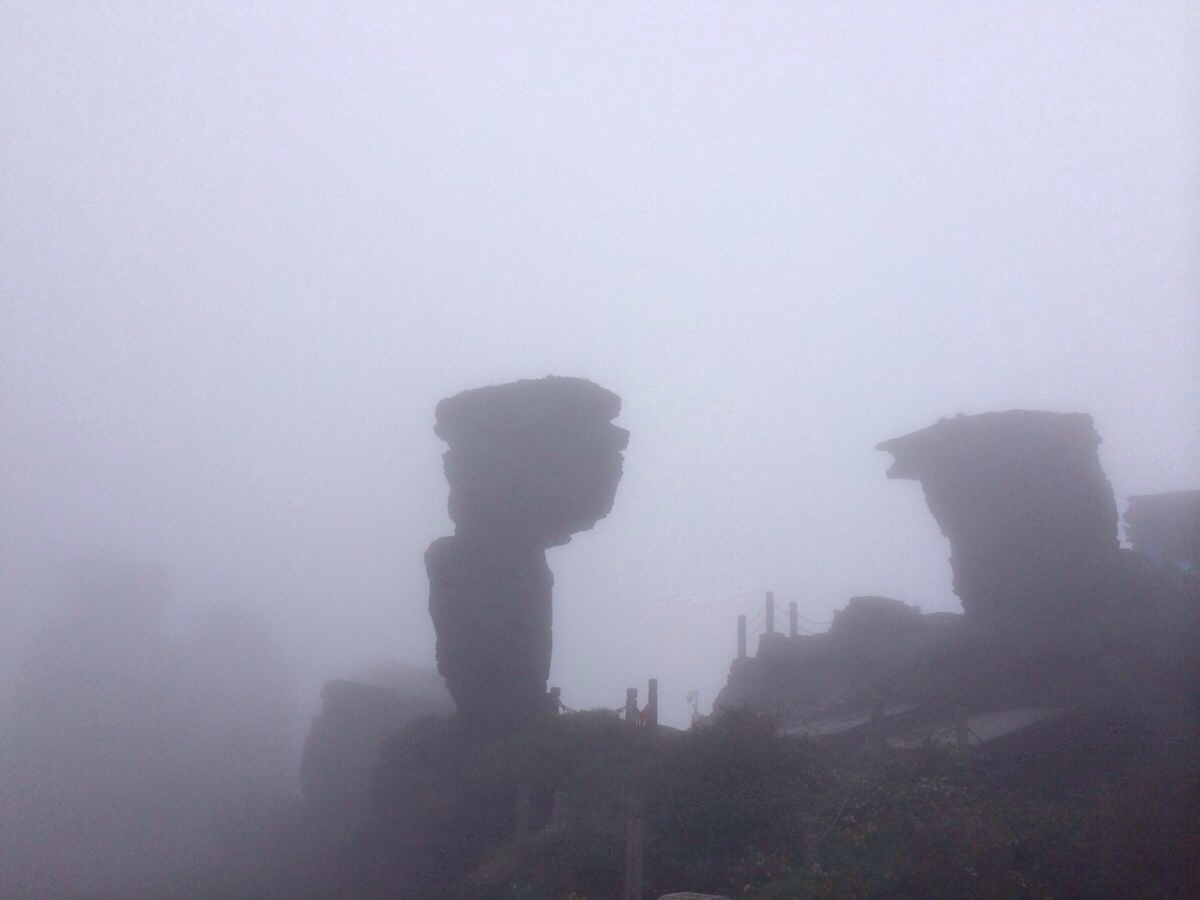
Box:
[346, 660, 455, 705]
[426, 376, 628, 732]
[718, 410, 1199, 731]
[1125, 490, 1200, 572]
[715, 596, 961, 718]
[0, 560, 292, 897]
[301, 678, 451, 833]
[877, 410, 1120, 623]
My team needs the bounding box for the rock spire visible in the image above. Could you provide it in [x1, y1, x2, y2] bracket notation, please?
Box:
[877, 410, 1120, 622]
[426, 376, 628, 731]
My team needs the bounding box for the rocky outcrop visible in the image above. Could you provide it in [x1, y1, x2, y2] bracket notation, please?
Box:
[715, 596, 961, 718]
[426, 537, 555, 729]
[877, 411, 1120, 623]
[1125, 490, 1200, 572]
[426, 376, 628, 732]
[301, 679, 451, 833]
[717, 411, 1199, 749]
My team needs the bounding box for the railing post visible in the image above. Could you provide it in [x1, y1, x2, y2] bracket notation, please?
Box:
[623, 799, 644, 900]
[515, 783, 531, 839]
[547, 789, 572, 831]
[869, 696, 886, 752]
[802, 814, 820, 869]
[737, 614, 747, 659]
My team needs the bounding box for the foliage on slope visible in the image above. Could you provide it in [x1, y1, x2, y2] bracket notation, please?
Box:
[178, 700, 1198, 898]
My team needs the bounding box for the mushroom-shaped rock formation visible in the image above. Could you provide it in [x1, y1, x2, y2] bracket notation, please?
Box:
[426, 376, 628, 732]
[877, 411, 1120, 623]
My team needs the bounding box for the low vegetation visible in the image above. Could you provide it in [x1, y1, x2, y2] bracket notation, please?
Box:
[342, 704, 1198, 898]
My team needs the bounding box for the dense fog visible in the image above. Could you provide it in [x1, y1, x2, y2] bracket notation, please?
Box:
[1, 3, 1196, 895]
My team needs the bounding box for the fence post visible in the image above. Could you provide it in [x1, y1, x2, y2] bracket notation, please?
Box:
[737, 615, 747, 659]
[515, 783, 530, 839]
[623, 799, 644, 900]
[869, 696, 886, 752]
[789, 600, 798, 638]
[802, 814, 820, 870]
[547, 789, 572, 831]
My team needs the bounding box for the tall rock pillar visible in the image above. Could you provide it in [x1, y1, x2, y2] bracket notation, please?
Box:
[877, 411, 1120, 623]
[426, 376, 628, 732]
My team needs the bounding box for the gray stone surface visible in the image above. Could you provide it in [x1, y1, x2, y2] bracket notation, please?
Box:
[715, 596, 959, 718]
[301, 679, 451, 830]
[1125, 489, 1200, 571]
[435, 376, 627, 547]
[877, 410, 1120, 622]
[718, 411, 1200, 734]
[427, 376, 627, 731]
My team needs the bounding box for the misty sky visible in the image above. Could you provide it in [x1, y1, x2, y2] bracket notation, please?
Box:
[3, 2, 1197, 730]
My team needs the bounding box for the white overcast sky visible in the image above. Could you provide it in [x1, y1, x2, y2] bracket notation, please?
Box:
[2, 2, 1197, 729]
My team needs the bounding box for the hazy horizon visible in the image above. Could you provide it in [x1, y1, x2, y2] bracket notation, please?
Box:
[3, 1, 1196, 738]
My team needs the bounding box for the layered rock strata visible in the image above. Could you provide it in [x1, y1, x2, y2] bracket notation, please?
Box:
[426, 376, 628, 732]
[877, 411, 1120, 622]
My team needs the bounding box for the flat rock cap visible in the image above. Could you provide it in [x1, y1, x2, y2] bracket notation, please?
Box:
[435, 375, 624, 445]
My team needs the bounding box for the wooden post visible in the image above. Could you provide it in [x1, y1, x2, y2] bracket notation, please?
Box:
[623, 799, 644, 900]
[955, 710, 970, 749]
[548, 789, 571, 830]
[625, 687, 638, 725]
[515, 783, 530, 839]
[765, 590, 775, 635]
[646, 678, 658, 728]
[789, 600, 798, 638]
[870, 696, 885, 752]
[737, 615, 747, 659]
[802, 814, 820, 870]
